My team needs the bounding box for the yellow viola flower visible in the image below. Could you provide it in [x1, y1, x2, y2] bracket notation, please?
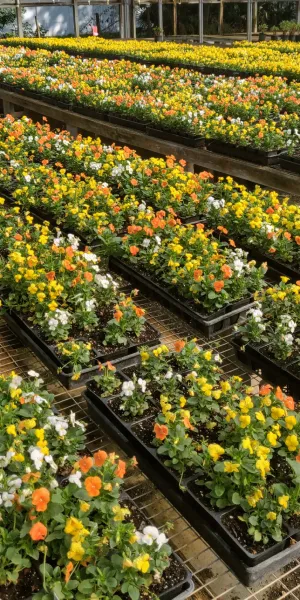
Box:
[239, 415, 251, 428]
[266, 512, 277, 521]
[207, 444, 225, 462]
[224, 462, 239, 473]
[285, 434, 298, 452]
[278, 495, 289, 509]
[285, 416, 297, 430]
[271, 407, 285, 420]
[134, 554, 150, 574]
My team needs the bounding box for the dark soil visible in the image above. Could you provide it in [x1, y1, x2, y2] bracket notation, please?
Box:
[288, 514, 300, 533]
[108, 397, 158, 423]
[222, 511, 282, 555]
[270, 454, 293, 484]
[132, 417, 156, 448]
[0, 568, 41, 599]
[286, 360, 300, 378]
[187, 480, 222, 510]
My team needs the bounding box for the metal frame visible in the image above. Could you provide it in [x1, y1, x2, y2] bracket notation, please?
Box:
[1, 0, 299, 42]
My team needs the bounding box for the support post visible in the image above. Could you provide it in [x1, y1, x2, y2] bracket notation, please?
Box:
[120, 2, 125, 37]
[173, 0, 177, 36]
[73, 0, 80, 37]
[252, 1, 257, 33]
[247, 0, 252, 42]
[96, 12, 101, 35]
[158, 0, 163, 40]
[218, 0, 223, 35]
[198, 0, 203, 44]
[35, 15, 41, 38]
[16, 1, 23, 38]
[124, 0, 131, 38]
[297, 0, 300, 23]
[133, 5, 137, 38]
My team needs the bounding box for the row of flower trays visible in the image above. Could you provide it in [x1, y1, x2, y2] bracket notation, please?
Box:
[84, 341, 300, 585]
[0, 370, 193, 600]
[232, 279, 300, 399]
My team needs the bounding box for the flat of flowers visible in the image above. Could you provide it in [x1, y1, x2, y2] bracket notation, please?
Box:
[206, 139, 285, 166]
[0, 567, 41, 600]
[85, 392, 300, 584]
[109, 257, 253, 338]
[108, 397, 158, 423]
[221, 511, 286, 562]
[232, 336, 300, 400]
[146, 126, 205, 148]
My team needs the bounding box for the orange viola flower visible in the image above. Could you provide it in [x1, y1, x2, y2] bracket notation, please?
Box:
[174, 340, 185, 352]
[94, 450, 108, 467]
[284, 232, 291, 240]
[114, 310, 123, 322]
[269, 247, 276, 253]
[283, 396, 295, 411]
[29, 522, 48, 541]
[106, 361, 115, 371]
[65, 246, 75, 259]
[32, 488, 50, 512]
[65, 562, 73, 583]
[62, 260, 75, 271]
[183, 415, 194, 430]
[133, 306, 145, 318]
[295, 236, 300, 245]
[85, 476, 102, 497]
[22, 472, 40, 483]
[154, 423, 169, 441]
[229, 239, 236, 247]
[217, 225, 228, 235]
[213, 280, 224, 292]
[193, 269, 203, 282]
[14, 233, 22, 241]
[259, 383, 273, 396]
[296, 454, 300, 463]
[115, 459, 126, 479]
[221, 264, 232, 279]
[46, 271, 55, 281]
[79, 456, 94, 474]
[130, 178, 138, 186]
[275, 387, 284, 401]
[266, 207, 274, 214]
[84, 272, 93, 282]
[129, 246, 139, 256]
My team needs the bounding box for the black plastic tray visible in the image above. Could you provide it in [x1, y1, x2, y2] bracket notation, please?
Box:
[280, 156, 300, 175]
[2, 302, 160, 387]
[146, 126, 205, 148]
[231, 335, 300, 400]
[108, 114, 149, 132]
[109, 257, 253, 338]
[85, 386, 300, 585]
[206, 139, 286, 165]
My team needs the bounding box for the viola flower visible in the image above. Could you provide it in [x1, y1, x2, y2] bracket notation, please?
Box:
[29, 522, 48, 541]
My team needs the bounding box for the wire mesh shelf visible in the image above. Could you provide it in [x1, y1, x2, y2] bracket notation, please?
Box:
[1, 287, 299, 600]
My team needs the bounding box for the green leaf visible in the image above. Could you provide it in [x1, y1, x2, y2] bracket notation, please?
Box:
[213, 484, 225, 498]
[254, 530, 262, 542]
[128, 585, 140, 600]
[232, 492, 241, 505]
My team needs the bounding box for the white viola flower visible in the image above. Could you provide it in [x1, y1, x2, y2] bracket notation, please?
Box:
[30, 447, 44, 470]
[142, 238, 151, 248]
[9, 375, 22, 390]
[214, 354, 222, 363]
[165, 370, 173, 380]
[89, 161, 102, 170]
[138, 378, 147, 393]
[8, 477, 22, 490]
[283, 333, 294, 345]
[156, 532, 168, 549]
[121, 380, 135, 397]
[50, 479, 59, 489]
[45, 455, 58, 472]
[83, 252, 98, 263]
[138, 202, 146, 211]
[95, 274, 111, 289]
[24, 174, 31, 183]
[28, 370, 40, 378]
[34, 395, 48, 405]
[85, 299, 97, 312]
[154, 235, 161, 245]
[69, 471, 82, 488]
[2, 492, 15, 507]
[57, 310, 70, 325]
[48, 317, 59, 331]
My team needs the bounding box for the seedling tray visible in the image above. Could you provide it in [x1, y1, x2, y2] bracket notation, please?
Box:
[108, 114, 149, 132]
[85, 385, 300, 585]
[109, 257, 253, 339]
[206, 139, 286, 165]
[146, 126, 205, 148]
[2, 306, 160, 388]
[231, 335, 300, 400]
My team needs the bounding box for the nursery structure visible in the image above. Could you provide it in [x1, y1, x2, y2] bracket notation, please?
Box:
[1, 37, 300, 600]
